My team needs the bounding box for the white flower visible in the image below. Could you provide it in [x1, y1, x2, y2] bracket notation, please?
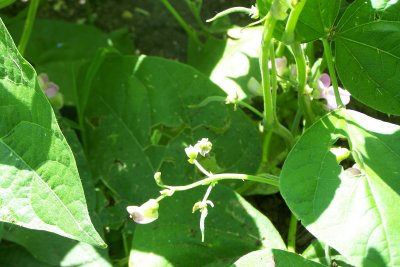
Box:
[185, 145, 199, 164]
[195, 138, 213, 157]
[317, 73, 351, 110]
[126, 199, 159, 224]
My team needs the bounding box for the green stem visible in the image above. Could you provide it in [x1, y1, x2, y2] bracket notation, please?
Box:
[283, 0, 307, 44]
[275, 42, 285, 57]
[165, 173, 280, 191]
[194, 159, 212, 177]
[260, 13, 277, 130]
[160, 0, 202, 45]
[321, 38, 344, 108]
[206, 6, 252, 22]
[238, 100, 263, 118]
[287, 213, 298, 252]
[325, 244, 332, 266]
[273, 123, 295, 148]
[270, 44, 278, 119]
[184, 0, 209, 33]
[18, 0, 40, 56]
[189, 96, 263, 119]
[290, 42, 314, 125]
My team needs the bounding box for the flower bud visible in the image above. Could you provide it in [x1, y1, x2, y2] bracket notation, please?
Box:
[126, 199, 159, 224]
[154, 172, 163, 187]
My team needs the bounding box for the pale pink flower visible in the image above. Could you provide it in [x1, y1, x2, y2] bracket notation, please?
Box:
[318, 73, 350, 110]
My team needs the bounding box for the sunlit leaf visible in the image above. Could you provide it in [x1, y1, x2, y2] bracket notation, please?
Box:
[281, 109, 400, 266]
[0, 18, 105, 246]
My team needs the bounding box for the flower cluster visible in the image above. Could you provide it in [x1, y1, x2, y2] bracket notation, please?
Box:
[127, 138, 215, 242]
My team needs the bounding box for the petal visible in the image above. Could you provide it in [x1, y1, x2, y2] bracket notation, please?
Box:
[45, 83, 59, 98]
[319, 73, 331, 88]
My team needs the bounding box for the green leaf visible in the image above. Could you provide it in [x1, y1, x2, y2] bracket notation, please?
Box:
[296, 0, 341, 42]
[188, 27, 262, 99]
[0, 243, 53, 267]
[129, 186, 286, 267]
[0, 18, 105, 246]
[233, 249, 326, 266]
[302, 240, 355, 267]
[6, 19, 131, 106]
[3, 226, 111, 267]
[334, 0, 400, 114]
[0, 0, 15, 9]
[81, 53, 278, 265]
[281, 109, 400, 266]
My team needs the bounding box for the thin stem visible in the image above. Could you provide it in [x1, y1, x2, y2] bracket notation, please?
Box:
[287, 213, 298, 252]
[238, 100, 263, 118]
[206, 6, 252, 22]
[325, 244, 332, 266]
[290, 42, 314, 125]
[189, 96, 263, 119]
[160, 0, 202, 45]
[260, 13, 277, 130]
[321, 38, 344, 108]
[194, 159, 212, 177]
[283, 0, 307, 44]
[184, 0, 209, 33]
[270, 44, 278, 119]
[275, 42, 285, 57]
[202, 184, 213, 203]
[273, 122, 295, 148]
[18, 0, 40, 56]
[165, 173, 280, 191]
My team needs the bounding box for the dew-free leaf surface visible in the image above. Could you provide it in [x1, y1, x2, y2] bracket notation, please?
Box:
[281, 109, 400, 266]
[0, 18, 105, 247]
[334, 0, 400, 114]
[81, 53, 284, 266]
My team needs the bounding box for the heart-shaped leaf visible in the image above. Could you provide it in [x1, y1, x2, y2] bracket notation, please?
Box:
[281, 109, 400, 266]
[0, 18, 104, 246]
[334, 0, 400, 114]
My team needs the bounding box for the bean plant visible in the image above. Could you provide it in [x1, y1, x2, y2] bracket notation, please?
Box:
[0, 0, 399, 266]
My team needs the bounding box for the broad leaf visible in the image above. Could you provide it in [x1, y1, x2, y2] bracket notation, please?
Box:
[6, 19, 132, 105]
[3, 226, 111, 267]
[296, 0, 341, 42]
[81, 54, 282, 265]
[188, 27, 262, 99]
[233, 249, 325, 266]
[130, 186, 285, 267]
[0, 18, 104, 246]
[302, 240, 354, 267]
[334, 0, 400, 114]
[0, 243, 53, 267]
[281, 109, 400, 266]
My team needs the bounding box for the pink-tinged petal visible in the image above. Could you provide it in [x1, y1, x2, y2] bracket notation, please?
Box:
[126, 199, 159, 224]
[324, 86, 351, 110]
[319, 73, 331, 88]
[45, 82, 59, 98]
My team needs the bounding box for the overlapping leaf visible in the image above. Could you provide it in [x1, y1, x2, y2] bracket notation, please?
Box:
[281, 109, 400, 266]
[0, 18, 104, 246]
[81, 53, 286, 265]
